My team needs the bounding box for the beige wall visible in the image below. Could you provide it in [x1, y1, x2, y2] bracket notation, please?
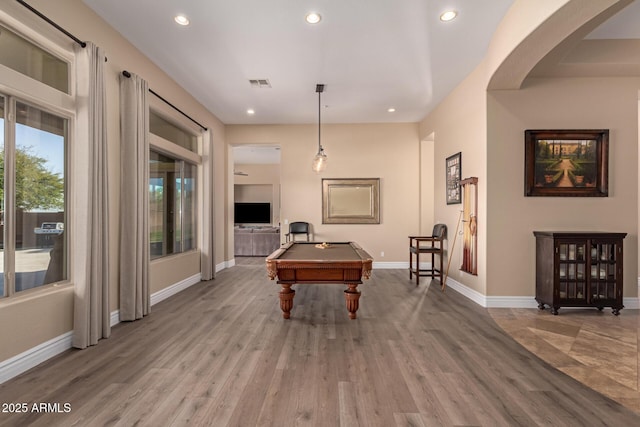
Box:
[0, 0, 227, 362]
[416, 0, 636, 300]
[235, 184, 274, 203]
[420, 138, 435, 235]
[150, 252, 202, 294]
[226, 123, 425, 262]
[0, 287, 74, 361]
[487, 76, 639, 297]
[2, 0, 636, 369]
[419, 64, 489, 294]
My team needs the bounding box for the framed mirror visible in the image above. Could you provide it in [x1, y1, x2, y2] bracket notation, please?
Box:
[322, 178, 380, 224]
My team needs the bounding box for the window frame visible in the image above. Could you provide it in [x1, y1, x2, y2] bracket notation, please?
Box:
[0, 8, 75, 104]
[0, 23, 71, 94]
[149, 100, 202, 261]
[0, 15, 74, 299]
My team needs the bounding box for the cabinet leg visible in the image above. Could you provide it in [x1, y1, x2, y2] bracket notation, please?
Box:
[551, 307, 559, 315]
[612, 308, 621, 316]
[537, 302, 545, 310]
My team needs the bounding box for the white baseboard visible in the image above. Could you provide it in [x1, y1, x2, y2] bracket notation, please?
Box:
[446, 277, 640, 310]
[217, 259, 234, 271]
[624, 296, 640, 309]
[150, 273, 202, 306]
[110, 310, 120, 327]
[373, 261, 410, 269]
[634, 277, 640, 309]
[444, 277, 490, 307]
[0, 273, 203, 385]
[0, 331, 73, 385]
[3, 268, 637, 386]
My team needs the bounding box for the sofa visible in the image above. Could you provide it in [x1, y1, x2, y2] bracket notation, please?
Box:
[234, 226, 281, 256]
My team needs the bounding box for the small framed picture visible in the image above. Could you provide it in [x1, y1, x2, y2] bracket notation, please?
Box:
[446, 152, 462, 204]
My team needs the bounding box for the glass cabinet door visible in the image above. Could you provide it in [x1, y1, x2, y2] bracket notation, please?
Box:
[589, 240, 619, 303]
[557, 242, 586, 301]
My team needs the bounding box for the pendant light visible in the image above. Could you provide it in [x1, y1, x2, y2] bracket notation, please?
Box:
[312, 84, 327, 173]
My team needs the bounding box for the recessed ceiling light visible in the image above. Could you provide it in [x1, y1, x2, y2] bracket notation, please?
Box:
[387, 107, 396, 113]
[305, 12, 322, 24]
[440, 10, 457, 22]
[247, 109, 255, 115]
[174, 14, 190, 26]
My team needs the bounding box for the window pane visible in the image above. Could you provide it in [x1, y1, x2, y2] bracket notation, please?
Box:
[149, 152, 197, 259]
[0, 97, 4, 297]
[0, 25, 69, 93]
[174, 172, 182, 253]
[15, 102, 66, 292]
[150, 111, 197, 152]
[150, 151, 180, 259]
[183, 162, 197, 251]
[149, 154, 164, 259]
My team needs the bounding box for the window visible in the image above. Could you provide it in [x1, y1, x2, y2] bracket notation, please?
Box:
[149, 152, 197, 259]
[150, 111, 197, 152]
[0, 21, 71, 298]
[0, 24, 69, 93]
[0, 96, 68, 297]
[149, 111, 199, 259]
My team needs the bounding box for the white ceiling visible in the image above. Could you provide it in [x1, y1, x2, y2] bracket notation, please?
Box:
[585, 0, 640, 39]
[82, 0, 516, 125]
[82, 0, 640, 163]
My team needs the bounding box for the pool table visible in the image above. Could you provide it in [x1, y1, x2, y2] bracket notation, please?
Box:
[266, 241, 373, 319]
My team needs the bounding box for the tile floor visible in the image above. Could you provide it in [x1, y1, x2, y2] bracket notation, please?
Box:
[490, 307, 640, 413]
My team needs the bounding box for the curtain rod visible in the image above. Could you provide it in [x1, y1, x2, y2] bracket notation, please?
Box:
[16, 0, 86, 48]
[122, 71, 208, 131]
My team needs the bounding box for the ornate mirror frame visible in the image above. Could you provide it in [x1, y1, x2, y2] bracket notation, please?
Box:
[322, 178, 380, 224]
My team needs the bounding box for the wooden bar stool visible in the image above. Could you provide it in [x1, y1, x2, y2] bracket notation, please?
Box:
[409, 224, 447, 285]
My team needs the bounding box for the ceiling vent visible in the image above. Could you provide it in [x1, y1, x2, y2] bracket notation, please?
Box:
[249, 79, 271, 88]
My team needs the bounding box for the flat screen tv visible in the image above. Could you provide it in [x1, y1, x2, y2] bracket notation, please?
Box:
[234, 202, 271, 224]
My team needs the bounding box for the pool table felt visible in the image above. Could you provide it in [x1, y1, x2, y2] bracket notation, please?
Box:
[277, 242, 362, 261]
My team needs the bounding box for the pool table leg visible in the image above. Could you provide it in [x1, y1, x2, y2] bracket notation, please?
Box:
[344, 284, 361, 319]
[279, 284, 295, 319]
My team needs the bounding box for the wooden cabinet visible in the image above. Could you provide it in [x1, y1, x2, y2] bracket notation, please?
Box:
[534, 231, 626, 315]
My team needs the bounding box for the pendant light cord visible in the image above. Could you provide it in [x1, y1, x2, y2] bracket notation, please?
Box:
[316, 84, 325, 152]
[318, 88, 322, 151]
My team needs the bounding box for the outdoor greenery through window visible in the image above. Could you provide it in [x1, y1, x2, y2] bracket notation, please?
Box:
[149, 151, 196, 259]
[0, 96, 67, 297]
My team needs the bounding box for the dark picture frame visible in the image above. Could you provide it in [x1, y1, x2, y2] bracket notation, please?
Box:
[446, 152, 462, 204]
[524, 129, 608, 197]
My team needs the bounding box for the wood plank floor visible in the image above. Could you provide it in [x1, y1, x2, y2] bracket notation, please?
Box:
[1, 258, 639, 426]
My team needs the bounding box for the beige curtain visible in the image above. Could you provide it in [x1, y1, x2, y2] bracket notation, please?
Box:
[201, 130, 216, 280]
[72, 42, 110, 349]
[119, 72, 150, 321]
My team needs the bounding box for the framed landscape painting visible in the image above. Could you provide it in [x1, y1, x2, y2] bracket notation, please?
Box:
[524, 129, 609, 197]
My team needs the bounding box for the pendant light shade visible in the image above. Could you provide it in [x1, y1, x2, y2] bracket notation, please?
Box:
[312, 84, 327, 173]
[312, 148, 327, 173]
